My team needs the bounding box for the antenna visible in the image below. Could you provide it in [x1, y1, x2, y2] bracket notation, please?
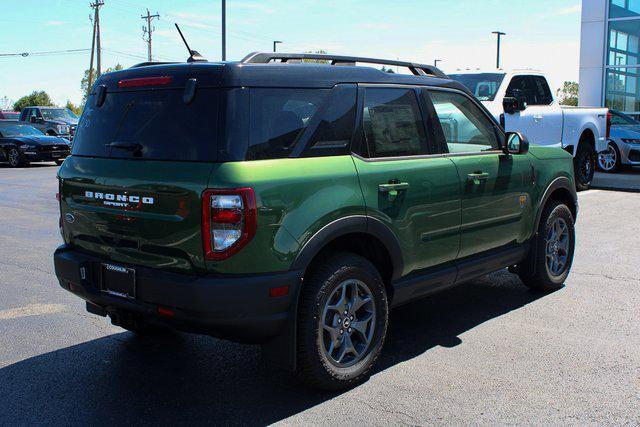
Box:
[175, 23, 207, 63]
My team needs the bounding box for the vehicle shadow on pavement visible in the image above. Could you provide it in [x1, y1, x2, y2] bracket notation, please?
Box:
[0, 270, 547, 424]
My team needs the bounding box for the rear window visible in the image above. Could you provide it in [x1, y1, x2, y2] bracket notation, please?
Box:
[72, 89, 218, 161]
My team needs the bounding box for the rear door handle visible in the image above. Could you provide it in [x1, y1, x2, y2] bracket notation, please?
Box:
[378, 182, 410, 193]
[467, 172, 490, 184]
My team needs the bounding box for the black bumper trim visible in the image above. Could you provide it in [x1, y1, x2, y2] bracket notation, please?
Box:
[53, 245, 302, 343]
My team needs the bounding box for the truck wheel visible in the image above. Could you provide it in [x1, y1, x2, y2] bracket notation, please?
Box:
[297, 253, 388, 390]
[597, 141, 621, 173]
[574, 142, 595, 191]
[6, 148, 28, 168]
[518, 201, 575, 292]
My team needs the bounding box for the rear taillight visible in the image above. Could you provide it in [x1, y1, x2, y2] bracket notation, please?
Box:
[606, 111, 612, 139]
[202, 188, 257, 260]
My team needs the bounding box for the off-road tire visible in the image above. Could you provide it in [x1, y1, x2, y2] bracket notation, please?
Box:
[574, 141, 595, 191]
[297, 253, 388, 390]
[518, 201, 575, 291]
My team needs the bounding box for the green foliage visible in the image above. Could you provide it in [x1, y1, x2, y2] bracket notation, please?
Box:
[13, 91, 55, 112]
[81, 64, 123, 103]
[65, 100, 83, 117]
[557, 81, 579, 106]
[302, 50, 329, 64]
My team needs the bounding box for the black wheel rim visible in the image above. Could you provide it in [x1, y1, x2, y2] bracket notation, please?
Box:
[319, 279, 376, 368]
[578, 150, 593, 183]
[545, 218, 570, 277]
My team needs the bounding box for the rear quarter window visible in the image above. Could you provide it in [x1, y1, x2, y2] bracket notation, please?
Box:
[72, 88, 219, 161]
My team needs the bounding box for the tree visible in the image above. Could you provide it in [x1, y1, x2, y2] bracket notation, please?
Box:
[81, 64, 123, 103]
[557, 81, 579, 106]
[302, 50, 329, 64]
[65, 100, 83, 116]
[13, 91, 55, 112]
[380, 66, 395, 73]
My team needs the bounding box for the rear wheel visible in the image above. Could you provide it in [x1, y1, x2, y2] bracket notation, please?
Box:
[518, 201, 575, 291]
[6, 148, 27, 168]
[597, 141, 621, 173]
[574, 142, 595, 191]
[297, 253, 388, 390]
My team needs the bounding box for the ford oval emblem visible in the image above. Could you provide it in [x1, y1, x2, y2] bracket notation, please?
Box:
[65, 213, 76, 224]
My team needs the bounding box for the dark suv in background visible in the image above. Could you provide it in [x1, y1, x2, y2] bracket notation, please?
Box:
[54, 52, 578, 390]
[19, 106, 78, 139]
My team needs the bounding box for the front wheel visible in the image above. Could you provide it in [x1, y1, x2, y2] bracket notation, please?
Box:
[597, 141, 621, 173]
[6, 148, 27, 168]
[574, 142, 595, 191]
[297, 253, 388, 390]
[518, 201, 575, 291]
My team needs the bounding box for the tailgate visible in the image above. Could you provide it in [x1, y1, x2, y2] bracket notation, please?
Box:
[59, 156, 214, 274]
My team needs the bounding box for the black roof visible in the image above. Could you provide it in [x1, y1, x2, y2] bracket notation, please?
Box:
[93, 53, 469, 94]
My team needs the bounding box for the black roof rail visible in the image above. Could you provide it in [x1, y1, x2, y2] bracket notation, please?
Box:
[240, 52, 448, 78]
[130, 61, 180, 68]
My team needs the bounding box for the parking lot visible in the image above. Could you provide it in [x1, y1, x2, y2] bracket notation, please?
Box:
[0, 162, 638, 425]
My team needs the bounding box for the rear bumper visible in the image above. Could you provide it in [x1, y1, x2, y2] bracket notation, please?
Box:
[53, 245, 302, 343]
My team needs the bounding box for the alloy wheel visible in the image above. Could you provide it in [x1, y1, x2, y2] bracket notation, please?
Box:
[7, 149, 20, 167]
[545, 217, 570, 277]
[319, 279, 376, 368]
[598, 143, 617, 171]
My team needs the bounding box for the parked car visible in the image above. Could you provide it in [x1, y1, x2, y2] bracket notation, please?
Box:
[450, 70, 610, 190]
[597, 110, 640, 172]
[0, 111, 20, 120]
[54, 53, 578, 390]
[0, 121, 70, 167]
[18, 106, 78, 139]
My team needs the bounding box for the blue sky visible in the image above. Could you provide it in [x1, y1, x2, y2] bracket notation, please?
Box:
[0, 0, 582, 107]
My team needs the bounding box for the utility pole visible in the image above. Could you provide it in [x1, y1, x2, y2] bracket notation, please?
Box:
[95, 0, 104, 76]
[86, 1, 103, 100]
[273, 40, 283, 52]
[141, 9, 160, 62]
[492, 31, 506, 69]
[221, 0, 226, 61]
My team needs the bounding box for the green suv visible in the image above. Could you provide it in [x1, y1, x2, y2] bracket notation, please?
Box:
[54, 53, 577, 390]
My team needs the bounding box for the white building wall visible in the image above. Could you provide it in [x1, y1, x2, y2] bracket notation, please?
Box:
[579, 0, 607, 106]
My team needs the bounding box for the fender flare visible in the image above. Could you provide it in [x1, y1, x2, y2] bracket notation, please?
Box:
[534, 176, 578, 232]
[291, 215, 404, 281]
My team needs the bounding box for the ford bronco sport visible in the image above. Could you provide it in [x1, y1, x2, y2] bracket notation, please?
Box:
[54, 52, 578, 390]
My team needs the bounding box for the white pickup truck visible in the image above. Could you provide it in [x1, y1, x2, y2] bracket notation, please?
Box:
[450, 70, 609, 190]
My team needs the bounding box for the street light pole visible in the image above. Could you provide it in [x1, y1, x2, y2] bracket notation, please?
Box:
[273, 40, 283, 52]
[434, 59, 442, 68]
[221, 0, 226, 61]
[492, 31, 506, 69]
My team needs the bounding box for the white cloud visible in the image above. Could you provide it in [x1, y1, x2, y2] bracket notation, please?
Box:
[555, 4, 581, 16]
[46, 20, 65, 26]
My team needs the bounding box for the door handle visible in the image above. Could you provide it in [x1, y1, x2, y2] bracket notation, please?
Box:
[378, 182, 410, 194]
[533, 115, 543, 121]
[467, 172, 490, 184]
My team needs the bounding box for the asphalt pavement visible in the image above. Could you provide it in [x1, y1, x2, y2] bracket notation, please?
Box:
[0, 162, 638, 425]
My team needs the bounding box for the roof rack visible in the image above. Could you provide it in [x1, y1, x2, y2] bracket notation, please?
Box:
[240, 52, 448, 78]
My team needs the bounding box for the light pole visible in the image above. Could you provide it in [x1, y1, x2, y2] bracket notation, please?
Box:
[221, 0, 226, 61]
[492, 31, 506, 69]
[434, 59, 442, 68]
[273, 40, 283, 52]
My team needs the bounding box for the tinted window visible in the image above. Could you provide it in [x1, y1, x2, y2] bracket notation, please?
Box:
[72, 89, 219, 161]
[449, 73, 506, 101]
[506, 76, 552, 106]
[245, 86, 355, 160]
[429, 90, 501, 153]
[362, 88, 428, 157]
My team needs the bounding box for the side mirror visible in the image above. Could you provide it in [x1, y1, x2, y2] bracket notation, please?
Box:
[504, 89, 527, 114]
[505, 132, 529, 155]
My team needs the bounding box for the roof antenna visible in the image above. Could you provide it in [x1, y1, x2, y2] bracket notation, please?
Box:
[175, 23, 207, 63]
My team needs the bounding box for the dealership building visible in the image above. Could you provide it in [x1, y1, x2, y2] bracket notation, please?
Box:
[580, 0, 640, 117]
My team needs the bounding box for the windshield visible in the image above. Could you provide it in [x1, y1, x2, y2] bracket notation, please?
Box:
[611, 111, 640, 126]
[40, 108, 78, 121]
[0, 124, 44, 137]
[2, 112, 19, 119]
[449, 73, 506, 101]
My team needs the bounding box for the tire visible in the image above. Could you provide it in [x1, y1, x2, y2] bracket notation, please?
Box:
[6, 148, 27, 168]
[518, 201, 575, 292]
[297, 253, 388, 390]
[597, 141, 621, 173]
[574, 141, 595, 191]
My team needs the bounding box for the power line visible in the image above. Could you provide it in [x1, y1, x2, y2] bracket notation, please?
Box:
[0, 48, 90, 57]
[141, 9, 160, 62]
